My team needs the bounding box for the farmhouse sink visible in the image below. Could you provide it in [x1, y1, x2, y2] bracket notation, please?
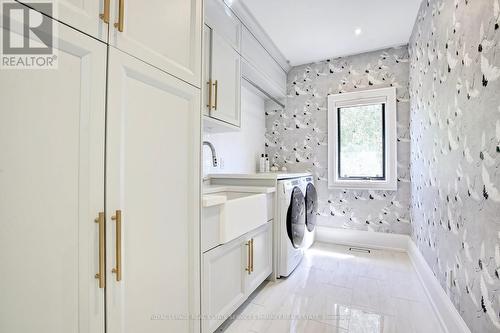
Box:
[202, 190, 268, 244]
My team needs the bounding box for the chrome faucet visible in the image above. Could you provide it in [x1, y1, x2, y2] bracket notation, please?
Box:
[203, 141, 218, 167]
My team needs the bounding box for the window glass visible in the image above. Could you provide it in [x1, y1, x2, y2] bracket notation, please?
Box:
[338, 104, 385, 179]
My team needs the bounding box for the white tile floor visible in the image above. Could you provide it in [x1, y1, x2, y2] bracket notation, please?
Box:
[218, 242, 443, 333]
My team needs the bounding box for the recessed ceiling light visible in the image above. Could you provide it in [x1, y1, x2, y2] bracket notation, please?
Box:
[355, 28, 362, 36]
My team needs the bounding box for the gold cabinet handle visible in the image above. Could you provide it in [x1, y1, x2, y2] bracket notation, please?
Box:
[250, 238, 254, 273]
[111, 210, 122, 281]
[114, 0, 124, 32]
[99, 0, 110, 24]
[245, 240, 251, 274]
[213, 80, 218, 110]
[206, 80, 212, 109]
[94, 212, 106, 288]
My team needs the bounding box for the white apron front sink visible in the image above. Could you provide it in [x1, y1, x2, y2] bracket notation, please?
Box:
[203, 191, 268, 245]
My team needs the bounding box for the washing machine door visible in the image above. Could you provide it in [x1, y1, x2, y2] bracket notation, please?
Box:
[305, 183, 318, 232]
[286, 187, 306, 248]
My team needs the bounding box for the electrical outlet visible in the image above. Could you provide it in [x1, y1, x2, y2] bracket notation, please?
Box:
[448, 270, 454, 289]
[219, 158, 225, 169]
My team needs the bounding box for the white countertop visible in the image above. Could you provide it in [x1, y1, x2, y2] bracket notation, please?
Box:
[207, 172, 312, 180]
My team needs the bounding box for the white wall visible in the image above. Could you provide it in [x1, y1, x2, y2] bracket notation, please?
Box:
[203, 85, 266, 176]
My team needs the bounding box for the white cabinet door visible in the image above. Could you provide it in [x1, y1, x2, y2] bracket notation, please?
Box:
[204, 0, 241, 51]
[105, 47, 200, 333]
[0, 16, 107, 333]
[17, 0, 109, 41]
[202, 238, 248, 333]
[210, 31, 241, 126]
[203, 24, 212, 116]
[110, 0, 202, 87]
[246, 223, 272, 294]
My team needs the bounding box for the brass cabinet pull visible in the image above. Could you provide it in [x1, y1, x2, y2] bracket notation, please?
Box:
[114, 0, 124, 32]
[94, 212, 106, 288]
[99, 0, 110, 24]
[250, 238, 254, 272]
[245, 240, 251, 274]
[111, 210, 122, 281]
[213, 80, 218, 110]
[206, 80, 212, 109]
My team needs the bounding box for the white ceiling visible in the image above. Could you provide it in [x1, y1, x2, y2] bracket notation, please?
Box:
[242, 0, 422, 66]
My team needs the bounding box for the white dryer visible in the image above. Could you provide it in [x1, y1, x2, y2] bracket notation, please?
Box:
[302, 176, 317, 249]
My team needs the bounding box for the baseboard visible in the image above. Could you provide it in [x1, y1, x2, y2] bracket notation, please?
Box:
[407, 240, 471, 333]
[315, 226, 409, 252]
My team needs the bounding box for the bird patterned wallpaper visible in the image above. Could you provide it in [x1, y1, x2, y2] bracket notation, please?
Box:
[265, 46, 412, 235]
[409, 0, 500, 332]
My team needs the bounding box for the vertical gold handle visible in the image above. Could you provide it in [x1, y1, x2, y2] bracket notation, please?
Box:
[213, 80, 218, 110]
[94, 212, 105, 288]
[245, 240, 251, 274]
[206, 80, 213, 109]
[111, 210, 122, 281]
[114, 0, 124, 32]
[99, 0, 110, 24]
[250, 238, 254, 272]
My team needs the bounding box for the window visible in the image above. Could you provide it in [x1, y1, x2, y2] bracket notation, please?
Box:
[328, 87, 397, 190]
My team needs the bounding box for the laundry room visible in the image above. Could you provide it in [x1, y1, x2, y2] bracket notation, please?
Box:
[1, 0, 499, 333]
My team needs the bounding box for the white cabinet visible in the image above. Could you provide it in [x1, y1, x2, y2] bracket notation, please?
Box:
[202, 223, 272, 333]
[0, 18, 107, 333]
[17, 0, 109, 41]
[105, 47, 201, 333]
[1, 4, 201, 333]
[246, 224, 273, 293]
[204, 24, 241, 128]
[204, 0, 241, 51]
[109, 0, 202, 87]
[203, 25, 212, 117]
[202, 237, 247, 333]
[241, 27, 286, 98]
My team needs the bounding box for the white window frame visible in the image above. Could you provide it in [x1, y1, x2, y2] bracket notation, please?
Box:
[327, 87, 397, 190]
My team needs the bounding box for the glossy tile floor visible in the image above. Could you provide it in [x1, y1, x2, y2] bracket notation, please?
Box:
[218, 243, 443, 333]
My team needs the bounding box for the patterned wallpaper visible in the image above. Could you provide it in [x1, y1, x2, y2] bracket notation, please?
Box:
[409, 0, 500, 332]
[265, 47, 412, 235]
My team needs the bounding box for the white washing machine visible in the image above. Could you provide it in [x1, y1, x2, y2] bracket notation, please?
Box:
[276, 176, 317, 278]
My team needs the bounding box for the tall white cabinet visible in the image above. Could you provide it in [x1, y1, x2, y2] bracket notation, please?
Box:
[0, 2, 201, 333]
[105, 47, 200, 333]
[0, 20, 107, 333]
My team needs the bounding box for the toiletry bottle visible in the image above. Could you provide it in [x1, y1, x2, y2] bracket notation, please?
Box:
[265, 154, 270, 172]
[259, 154, 265, 173]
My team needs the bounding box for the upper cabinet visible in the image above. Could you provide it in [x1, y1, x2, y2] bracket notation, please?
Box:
[109, 0, 202, 87]
[17, 0, 109, 41]
[204, 25, 241, 127]
[204, 0, 242, 129]
[204, 0, 241, 51]
[202, 0, 287, 132]
[241, 27, 287, 98]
